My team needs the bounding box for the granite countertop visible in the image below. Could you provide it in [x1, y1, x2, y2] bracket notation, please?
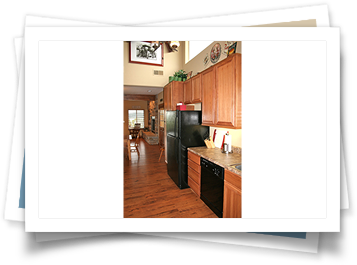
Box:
[187, 146, 241, 176]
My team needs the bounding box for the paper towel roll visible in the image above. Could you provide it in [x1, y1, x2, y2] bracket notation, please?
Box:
[225, 133, 232, 152]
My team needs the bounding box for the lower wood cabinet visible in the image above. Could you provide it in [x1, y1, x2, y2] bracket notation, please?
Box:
[188, 176, 200, 197]
[187, 151, 242, 218]
[187, 151, 201, 197]
[223, 170, 242, 218]
[223, 182, 241, 218]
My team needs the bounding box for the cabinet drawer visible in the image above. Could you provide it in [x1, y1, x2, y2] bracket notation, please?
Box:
[188, 159, 200, 174]
[225, 170, 241, 191]
[188, 151, 200, 165]
[188, 176, 200, 197]
[188, 166, 200, 185]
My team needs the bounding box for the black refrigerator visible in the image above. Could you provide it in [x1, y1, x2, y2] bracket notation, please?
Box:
[166, 111, 209, 189]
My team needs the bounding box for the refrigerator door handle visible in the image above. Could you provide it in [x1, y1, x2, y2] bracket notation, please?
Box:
[174, 112, 178, 138]
[175, 138, 178, 163]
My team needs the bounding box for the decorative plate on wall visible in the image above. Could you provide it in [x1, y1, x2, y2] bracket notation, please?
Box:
[203, 53, 209, 66]
[210, 43, 221, 64]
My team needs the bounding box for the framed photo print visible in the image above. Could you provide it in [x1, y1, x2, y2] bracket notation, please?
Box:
[228, 42, 237, 56]
[129, 41, 164, 66]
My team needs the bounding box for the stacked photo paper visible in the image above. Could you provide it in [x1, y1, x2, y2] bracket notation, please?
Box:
[5, 5, 349, 253]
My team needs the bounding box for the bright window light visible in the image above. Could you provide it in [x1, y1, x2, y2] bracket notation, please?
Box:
[187, 41, 214, 63]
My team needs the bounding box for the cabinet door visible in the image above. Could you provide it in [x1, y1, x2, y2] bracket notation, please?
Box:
[235, 54, 242, 129]
[171, 81, 184, 110]
[201, 67, 215, 126]
[183, 79, 192, 104]
[167, 83, 172, 110]
[164, 83, 172, 111]
[215, 55, 237, 127]
[223, 181, 242, 218]
[225, 170, 241, 190]
[164, 86, 167, 110]
[191, 74, 201, 103]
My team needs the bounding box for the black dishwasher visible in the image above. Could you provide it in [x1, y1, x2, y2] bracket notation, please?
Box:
[200, 158, 224, 218]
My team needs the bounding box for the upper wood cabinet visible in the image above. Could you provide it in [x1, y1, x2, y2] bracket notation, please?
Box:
[201, 53, 241, 129]
[184, 75, 202, 104]
[183, 79, 192, 104]
[191, 74, 202, 103]
[164, 81, 184, 111]
[201, 66, 216, 126]
[164, 54, 241, 128]
[215, 56, 235, 127]
[164, 82, 171, 110]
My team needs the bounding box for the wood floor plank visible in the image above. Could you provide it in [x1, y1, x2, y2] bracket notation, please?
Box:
[124, 139, 217, 218]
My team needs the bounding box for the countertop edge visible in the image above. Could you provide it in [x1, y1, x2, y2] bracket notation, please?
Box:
[187, 147, 242, 176]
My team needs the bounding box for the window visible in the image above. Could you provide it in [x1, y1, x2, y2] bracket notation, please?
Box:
[187, 41, 213, 63]
[128, 110, 144, 128]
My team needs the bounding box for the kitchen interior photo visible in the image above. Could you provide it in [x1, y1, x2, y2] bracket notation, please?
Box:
[124, 41, 241, 218]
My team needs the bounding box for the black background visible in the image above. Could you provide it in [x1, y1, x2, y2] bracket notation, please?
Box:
[0, 1, 356, 263]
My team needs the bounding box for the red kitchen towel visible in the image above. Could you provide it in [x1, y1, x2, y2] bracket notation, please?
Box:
[221, 134, 225, 149]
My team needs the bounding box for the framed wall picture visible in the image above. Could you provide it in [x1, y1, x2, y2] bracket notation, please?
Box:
[129, 41, 164, 66]
[228, 42, 237, 56]
[223, 41, 235, 55]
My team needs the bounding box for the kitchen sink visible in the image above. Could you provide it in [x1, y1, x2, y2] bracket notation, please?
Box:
[230, 164, 242, 171]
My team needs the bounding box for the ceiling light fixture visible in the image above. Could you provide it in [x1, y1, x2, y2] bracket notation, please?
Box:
[169, 41, 180, 51]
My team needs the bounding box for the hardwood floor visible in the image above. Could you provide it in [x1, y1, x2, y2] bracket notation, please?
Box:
[124, 138, 217, 218]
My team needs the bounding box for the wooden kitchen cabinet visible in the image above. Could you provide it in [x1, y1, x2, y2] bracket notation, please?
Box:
[164, 82, 172, 110]
[191, 74, 202, 103]
[163, 81, 183, 163]
[183, 79, 192, 104]
[215, 54, 241, 128]
[223, 170, 242, 218]
[187, 151, 201, 197]
[164, 81, 184, 111]
[201, 53, 241, 129]
[201, 66, 216, 126]
[184, 75, 201, 104]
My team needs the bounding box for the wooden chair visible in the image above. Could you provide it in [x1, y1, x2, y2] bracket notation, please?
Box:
[128, 134, 140, 160]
